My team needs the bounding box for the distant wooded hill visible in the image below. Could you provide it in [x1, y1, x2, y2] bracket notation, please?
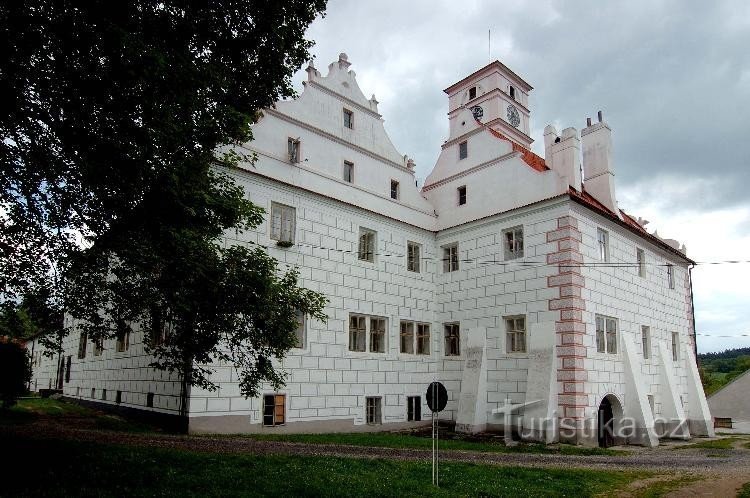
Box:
[699, 348, 750, 395]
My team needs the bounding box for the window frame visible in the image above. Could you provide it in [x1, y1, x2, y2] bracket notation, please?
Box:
[595, 314, 618, 354]
[407, 396, 421, 422]
[343, 160, 354, 183]
[641, 325, 651, 359]
[358, 227, 376, 263]
[348, 313, 387, 354]
[390, 179, 399, 200]
[667, 264, 675, 289]
[444, 322, 461, 357]
[263, 393, 286, 427]
[468, 86, 477, 100]
[671, 331, 679, 361]
[287, 137, 300, 163]
[458, 141, 468, 160]
[457, 185, 467, 206]
[115, 327, 130, 353]
[270, 202, 296, 244]
[399, 321, 414, 354]
[503, 226, 524, 260]
[94, 337, 103, 356]
[597, 228, 610, 262]
[343, 108, 354, 129]
[637, 248, 646, 277]
[406, 241, 421, 273]
[443, 243, 459, 273]
[505, 315, 527, 353]
[365, 396, 382, 425]
[77, 331, 87, 359]
[369, 317, 387, 353]
[294, 310, 306, 349]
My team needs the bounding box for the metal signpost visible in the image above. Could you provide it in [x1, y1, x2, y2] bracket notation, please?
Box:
[426, 381, 448, 487]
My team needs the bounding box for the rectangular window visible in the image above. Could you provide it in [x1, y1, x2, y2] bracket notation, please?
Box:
[642, 326, 650, 359]
[77, 331, 87, 359]
[349, 314, 367, 352]
[407, 242, 420, 272]
[366, 396, 382, 425]
[358, 228, 375, 262]
[343, 161, 354, 183]
[416, 323, 430, 355]
[65, 356, 72, 383]
[443, 244, 459, 273]
[672, 332, 679, 361]
[343, 109, 353, 129]
[597, 228, 609, 262]
[459, 141, 468, 160]
[400, 321, 414, 354]
[390, 180, 399, 200]
[444, 323, 460, 356]
[270, 202, 296, 244]
[116, 390, 122, 404]
[468, 86, 476, 100]
[287, 137, 300, 163]
[458, 185, 467, 206]
[503, 226, 524, 260]
[91, 388, 95, 399]
[116, 327, 130, 353]
[369, 317, 386, 353]
[667, 264, 675, 289]
[294, 310, 305, 349]
[509, 86, 516, 100]
[263, 393, 286, 426]
[101, 389, 107, 401]
[505, 316, 527, 353]
[94, 337, 103, 356]
[407, 396, 421, 422]
[596, 314, 618, 354]
[147, 392, 154, 408]
[637, 248, 646, 277]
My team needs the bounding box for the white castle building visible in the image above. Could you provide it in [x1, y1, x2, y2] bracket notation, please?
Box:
[27, 53, 713, 446]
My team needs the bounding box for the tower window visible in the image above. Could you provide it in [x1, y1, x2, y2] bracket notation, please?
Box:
[457, 185, 467, 206]
[459, 141, 468, 160]
[468, 86, 476, 100]
[509, 85, 516, 100]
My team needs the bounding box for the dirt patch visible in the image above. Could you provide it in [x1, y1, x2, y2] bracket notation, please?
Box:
[663, 471, 750, 497]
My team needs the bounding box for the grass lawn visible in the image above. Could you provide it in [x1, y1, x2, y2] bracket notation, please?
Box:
[673, 437, 743, 450]
[222, 431, 622, 457]
[738, 481, 750, 498]
[0, 435, 647, 497]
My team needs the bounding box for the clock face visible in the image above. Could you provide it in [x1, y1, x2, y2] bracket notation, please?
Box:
[471, 105, 484, 120]
[507, 104, 521, 128]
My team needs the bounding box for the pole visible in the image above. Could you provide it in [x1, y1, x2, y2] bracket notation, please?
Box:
[431, 411, 435, 485]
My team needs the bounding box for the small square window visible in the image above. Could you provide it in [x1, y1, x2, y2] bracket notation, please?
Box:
[390, 180, 399, 200]
[458, 186, 467, 206]
[263, 394, 286, 426]
[366, 396, 382, 424]
[343, 109, 353, 129]
[294, 310, 305, 349]
[407, 242, 420, 272]
[407, 396, 421, 422]
[270, 202, 296, 244]
[596, 315, 618, 354]
[505, 316, 526, 353]
[444, 323, 460, 356]
[637, 248, 646, 277]
[400, 321, 414, 354]
[671, 332, 679, 361]
[416, 323, 430, 355]
[358, 228, 376, 262]
[459, 141, 468, 160]
[343, 161, 354, 183]
[287, 137, 300, 163]
[468, 87, 476, 100]
[597, 228, 609, 262]
[349, 314, 367, 352]
[443, 244, 459, 273]
[641, 326, 650, 359]
[667, 264, 675, 289]
[503, 226, 524, 260]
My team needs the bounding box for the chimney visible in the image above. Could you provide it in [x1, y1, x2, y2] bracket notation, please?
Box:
[544, 124, 582, 191]
[581, 111, 621, 218]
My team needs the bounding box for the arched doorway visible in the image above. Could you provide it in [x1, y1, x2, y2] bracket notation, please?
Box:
[597, 394, 623, 447]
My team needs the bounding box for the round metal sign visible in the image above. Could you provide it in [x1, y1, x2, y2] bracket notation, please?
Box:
[426, 381, 448, 412]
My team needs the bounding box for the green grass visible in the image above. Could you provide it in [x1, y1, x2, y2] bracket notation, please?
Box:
[226, 431, 622, 456]
[630, 475, 700, 498]
[673, 437, 742, 450]
[738, 481, 750, 498]
[0, 436, 647, 497]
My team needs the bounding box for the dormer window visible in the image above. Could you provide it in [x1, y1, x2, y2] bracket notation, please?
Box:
[509, 85, 516, 100]
[288, 138, 300, 163]
[390, 180, 399, 200]
[459, 141, 468, 160]
[468, 86, 476, 100]
[343, 108, 353, 129]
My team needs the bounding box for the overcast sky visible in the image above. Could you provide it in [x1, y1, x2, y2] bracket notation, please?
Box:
[292, 0, 750, 353]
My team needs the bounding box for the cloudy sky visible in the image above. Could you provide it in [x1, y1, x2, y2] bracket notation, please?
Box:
[292, 0, 750, 353]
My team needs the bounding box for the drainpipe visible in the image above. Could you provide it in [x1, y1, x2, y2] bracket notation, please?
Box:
[688, 264, 698, 365]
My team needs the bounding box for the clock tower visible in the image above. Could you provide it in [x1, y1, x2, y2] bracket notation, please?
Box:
[444, 60, 533, 149]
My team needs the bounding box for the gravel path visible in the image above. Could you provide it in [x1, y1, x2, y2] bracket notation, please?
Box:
[3, 420, 750, 474]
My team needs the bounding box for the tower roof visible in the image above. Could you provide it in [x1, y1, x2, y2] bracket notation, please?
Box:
[443, 60, 533, 95]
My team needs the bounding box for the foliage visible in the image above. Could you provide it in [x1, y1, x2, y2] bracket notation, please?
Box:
[0, 341, 31, 409]
[1, 1, 328, 410]
[0, 287, 63, 340]
[2, 436, 648, 497]
[698, 348, 750, 395]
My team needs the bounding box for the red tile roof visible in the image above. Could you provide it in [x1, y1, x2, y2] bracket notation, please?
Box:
[486, 127, 549, 172]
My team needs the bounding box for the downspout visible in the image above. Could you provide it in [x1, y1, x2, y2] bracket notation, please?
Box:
[688, 264, 698, 364]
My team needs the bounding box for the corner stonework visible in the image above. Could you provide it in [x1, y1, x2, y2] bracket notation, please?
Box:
[546, 215, 588, 443]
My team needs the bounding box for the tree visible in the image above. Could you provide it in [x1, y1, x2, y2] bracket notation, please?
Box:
[0, 341, 31, 409]
[1, 1, 328, 414]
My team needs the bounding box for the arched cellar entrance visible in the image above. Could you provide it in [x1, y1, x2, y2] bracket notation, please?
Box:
[597, 394, 624, 448]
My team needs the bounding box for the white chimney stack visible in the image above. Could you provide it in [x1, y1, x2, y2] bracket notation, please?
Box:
[581, 111, 621, 218]
[544, 124, 582, 192]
